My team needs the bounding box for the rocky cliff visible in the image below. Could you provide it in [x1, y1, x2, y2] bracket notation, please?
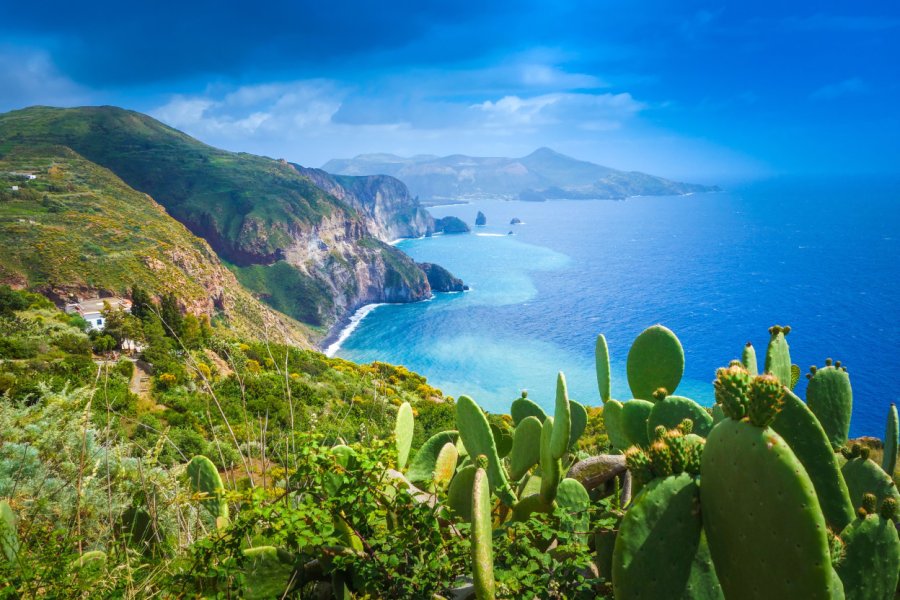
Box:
[418, 263, 468, 292]
[0, 106, 451, 337]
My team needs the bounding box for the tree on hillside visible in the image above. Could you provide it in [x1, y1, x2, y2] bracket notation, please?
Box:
[159, 292, 183, 338]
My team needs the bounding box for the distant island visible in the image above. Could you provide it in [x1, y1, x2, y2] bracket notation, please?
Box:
[323, 147, 720, 203]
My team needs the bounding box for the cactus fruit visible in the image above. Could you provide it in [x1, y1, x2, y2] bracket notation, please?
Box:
[455, 395, 516, 506]
[841, 455, 900, 521]
[770, 390, 855, 531]
[626, 325, 685, 401]
[394, 401, 415, 469]
[621, 399, 654, 448]
[883, 403, 898, 476]
[701, 418, 839, 599]
[447, 465, 477, 521]
[549, 372, 572, 459]
[471, 465, 496, 600]
[596, 333, 612, 403]
[806, 363, 853, 450]
[647, 394, 714, 438]
[569, 400, 588, 449]
[406, 430, 459, 485]
[834, 500, 900, 600]
[0, 501, 18, 564]
[510, 394, 547, 425]
[742, 342, 758, 376]
[241, 546, 296, 600]
[603, 400, 630, 450]
[186, 455, 229, 523]
[713, 363, 753, 420]
[613, 473, 722, 599]
[764, 325, 792, 386]
[509, 416, 543, 481]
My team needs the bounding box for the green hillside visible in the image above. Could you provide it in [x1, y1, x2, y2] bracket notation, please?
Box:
[0, 106, 435, 330]
[0, 143, 309, 342]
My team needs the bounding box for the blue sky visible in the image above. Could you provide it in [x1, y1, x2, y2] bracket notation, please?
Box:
[1, 1, 897, 180]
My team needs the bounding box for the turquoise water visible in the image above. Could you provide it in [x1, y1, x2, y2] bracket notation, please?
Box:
[337, 177, 900, 437]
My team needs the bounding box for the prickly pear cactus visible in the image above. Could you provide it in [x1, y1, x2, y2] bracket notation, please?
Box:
[834, 496, 900, 600]
[0, 501, 18, 564]
[471, 463, 496, 600]
[539, 417, 562, 503]
[556, 478, 591, 544]
[456, 395, 516, 506]
[806, 360, 852, 449]
[406, 430, 459, 485]
[395, 401, 415, 469]
[771, 389, 855, 531]
[603, 400, 630, 450]
[549, 372, 572, 459]
[613, 473, 722, 599]
[883, 403, 898, 476]
[509, 416, 543, 481]
[742, 342, 758, 376]
[646, 390, 713, 438]
[186, 455, 229, 523]
[621, 399, 655, 448]
[840, 446, 900, 521]
[701, 367, 839, 599]
[596, 333, 612, 403]
[510, 392, 547, 425]
[626, 325, 684, 401]
[764, 325, 792, 386]
[433, 443, 459, 490]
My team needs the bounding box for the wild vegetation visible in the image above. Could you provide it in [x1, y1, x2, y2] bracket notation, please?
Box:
[0, 286, 896, 598]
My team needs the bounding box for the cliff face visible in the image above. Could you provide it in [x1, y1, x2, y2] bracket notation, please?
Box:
[0, 106, 441, 336]
[418, 263, 468, 292]
[291, 165, 434, 240]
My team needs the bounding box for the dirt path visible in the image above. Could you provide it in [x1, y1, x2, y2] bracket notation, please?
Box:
[129, 359, 152, 399]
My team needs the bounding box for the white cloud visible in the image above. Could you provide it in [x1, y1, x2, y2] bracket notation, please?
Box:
[473, 92, 644, 131]
[0, 47, 91, 111]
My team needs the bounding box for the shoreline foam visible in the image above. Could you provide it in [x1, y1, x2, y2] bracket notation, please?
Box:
[323, 303, 386, 357]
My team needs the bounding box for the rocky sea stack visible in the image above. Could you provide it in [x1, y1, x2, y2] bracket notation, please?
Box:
[418, 262, 469, 292]
[475, 211, 487, 226]
[435, 216, 471, 234]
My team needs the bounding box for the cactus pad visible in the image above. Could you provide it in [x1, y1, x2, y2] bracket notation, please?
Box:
[883, 403, 898, 476]
[603, 400, 630, 450]
[764, 325, 792, 386]
[770, 390, 855, 531]
[446, 465, 477, 521]
[621, 399, 654, 448]
[0, 501, 17, 564]
[186, 455, 228, 522]
[433, 443, 459, 490]
[471, 467, 496, 600]
[556, 478, 591, 544]
[456, 395, 516, 505]
[647, 394, 713, 438]
[394, 401, 415, 469]
[596, 333, 612, 403]
[406, 430, 459, 485]
[626, 325, 684, 401]
[569, 400, 588, 449]
[509, 416, 543, 481]
[841, 456, 900, 522]
[539, 416, 562, 503]
[835, 511, 900, 600]
[701, 418, 838, 599]
[742, 342, 758, 376]
[510, 395, 547, 425]
[549, 372, 572, 459]
[613, 473, 722, 599]
[806, 364, 853, 450]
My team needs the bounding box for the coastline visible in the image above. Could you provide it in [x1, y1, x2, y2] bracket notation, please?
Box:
[321, 303, 386, 358]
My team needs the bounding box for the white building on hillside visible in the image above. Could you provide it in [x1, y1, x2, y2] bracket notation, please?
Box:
[65, 297, 132, 331]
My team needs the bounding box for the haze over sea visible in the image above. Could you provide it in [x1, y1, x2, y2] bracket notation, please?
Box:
[335, 177, 899, 437]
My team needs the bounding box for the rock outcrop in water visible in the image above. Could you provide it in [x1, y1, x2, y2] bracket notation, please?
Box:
[434, 216, 471, 234]
[418, 262, 469, 292]
[475, 211, 487, 226]
[510, 217, 522, 225]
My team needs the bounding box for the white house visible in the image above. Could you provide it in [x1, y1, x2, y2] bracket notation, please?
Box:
[10, 185, 18, 192]
[65, 297, 132, 331]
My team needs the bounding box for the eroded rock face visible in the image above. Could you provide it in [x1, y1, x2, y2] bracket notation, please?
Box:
[418, 263, 468, 293]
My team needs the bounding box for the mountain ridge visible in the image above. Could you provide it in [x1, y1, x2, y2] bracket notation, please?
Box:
[323, 147, 719, 202]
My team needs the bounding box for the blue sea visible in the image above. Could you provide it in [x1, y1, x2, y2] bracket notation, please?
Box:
[336, 177, 900, 438]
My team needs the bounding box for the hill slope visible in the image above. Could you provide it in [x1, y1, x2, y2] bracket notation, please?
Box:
[323, 147, 719, 202]
[0, 144, 309, 342]
[0, 106, 443, 331]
